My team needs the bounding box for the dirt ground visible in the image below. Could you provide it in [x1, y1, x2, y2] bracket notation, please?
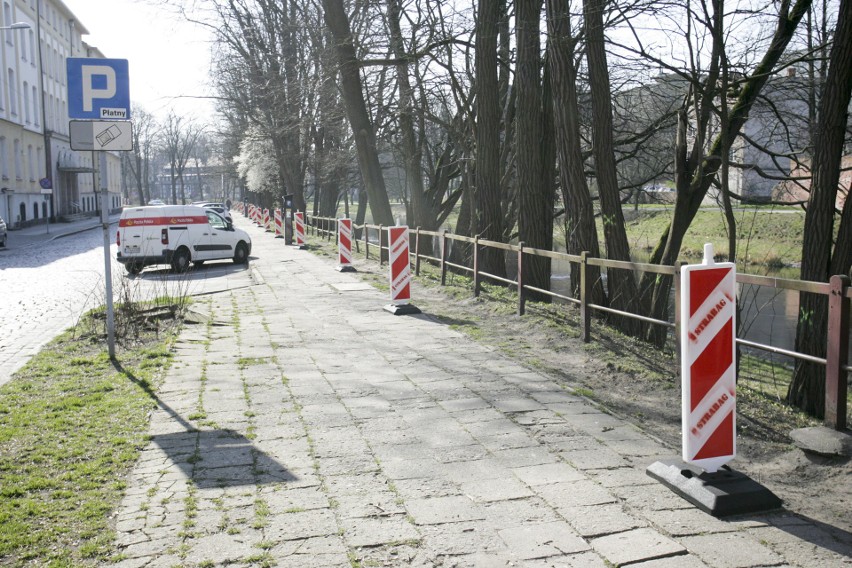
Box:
[345, 257, 851, 536]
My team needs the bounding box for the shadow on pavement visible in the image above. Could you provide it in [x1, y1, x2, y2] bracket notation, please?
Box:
[112, 360, 297, 489]
[152, 429, 298, 489]
[767, 512, 852, 558]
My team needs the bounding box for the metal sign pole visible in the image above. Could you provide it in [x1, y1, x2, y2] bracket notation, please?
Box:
[94, 150, 116, 359]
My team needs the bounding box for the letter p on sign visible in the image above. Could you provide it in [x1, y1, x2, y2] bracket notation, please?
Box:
[67, 58, 131, 120]
[81, 65, 116, 112]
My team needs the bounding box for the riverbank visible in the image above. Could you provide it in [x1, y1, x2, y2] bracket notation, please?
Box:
[619, 206, 805, 272]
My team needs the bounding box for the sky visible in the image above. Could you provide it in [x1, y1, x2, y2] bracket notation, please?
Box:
[62, 0, 217, 121]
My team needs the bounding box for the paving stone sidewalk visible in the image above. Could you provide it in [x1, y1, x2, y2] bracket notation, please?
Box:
[112, 219, 852, 567]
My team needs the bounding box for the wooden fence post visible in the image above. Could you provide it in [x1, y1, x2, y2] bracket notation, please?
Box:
[441, 230, 448, 286]
[473, 236, 481, 297]
[379, 225, 385, 266]
[825, 274, 850, 430]
[580, 251, 590, 342]
[415, 227, 421, 276]
[674, 261, 683, 355]
[517, 242, 525, 316]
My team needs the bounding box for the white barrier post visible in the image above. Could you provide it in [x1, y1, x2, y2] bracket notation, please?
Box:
[647, 243, 781, 517]
[337, 218, 355, 272]
[274, 208, 284, 238]
[384, 226, 421, 315]
[294, 212, 306, 248]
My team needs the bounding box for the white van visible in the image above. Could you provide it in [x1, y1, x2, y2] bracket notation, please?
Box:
[116, 205, 252, 274]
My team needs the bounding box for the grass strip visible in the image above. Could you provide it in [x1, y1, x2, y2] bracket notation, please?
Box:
[0, 313, 178, 566]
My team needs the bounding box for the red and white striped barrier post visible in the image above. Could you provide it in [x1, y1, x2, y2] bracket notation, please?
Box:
[294, 211, 306, 248]
[253, 205, 261, 226]
[263, 208, 271, 232]
[337, 218, 355, 272]
[647, 243, 780, 517]
[681, 243, 736, 473]
[384, 226, 421, 315]
[274, 208, 284, 238]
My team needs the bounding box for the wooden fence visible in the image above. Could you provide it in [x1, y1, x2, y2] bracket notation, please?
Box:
[308, 215, 849, 431]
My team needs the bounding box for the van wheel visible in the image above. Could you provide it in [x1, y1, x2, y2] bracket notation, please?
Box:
[126, 262, 143, 275]
[171, 248, 191, 273]
[233, 242, 248, 265]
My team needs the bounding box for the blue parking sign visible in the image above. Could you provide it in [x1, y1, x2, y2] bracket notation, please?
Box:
[67, 58, 131, 120]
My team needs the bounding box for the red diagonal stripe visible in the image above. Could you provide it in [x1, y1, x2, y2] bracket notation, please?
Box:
[693, 410, 734, 460]
[690, 267, 731, 317]
[690, 318, 733, 410]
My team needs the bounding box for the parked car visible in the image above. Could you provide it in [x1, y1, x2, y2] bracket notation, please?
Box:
[197, 202, 233, 223]
[116, 205, 251, 274]
[0, 216, 6, 247]
[148, 199, 166, 206]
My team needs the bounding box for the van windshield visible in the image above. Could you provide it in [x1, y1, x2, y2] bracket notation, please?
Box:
[207, 211, 227, 229]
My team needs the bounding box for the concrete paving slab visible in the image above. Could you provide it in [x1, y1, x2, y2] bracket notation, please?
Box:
[406, 494, 486, 525]
[340, 514, 420, 547]
[498, 521, 590, 559]
[679, 532, 786, 567]
[591, 527, 687, 566]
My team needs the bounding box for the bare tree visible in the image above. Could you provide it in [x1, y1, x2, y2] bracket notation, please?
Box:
[161, 112, 204, 205]
[321, 0, 394, 226]
[546, 0, 607, 305]
[124, 106, 157, 205]
[474, 0, 507, 278]
[516, 0, 554, 299]
[788, 0, 852, 416]
[583, 0, 641, 333]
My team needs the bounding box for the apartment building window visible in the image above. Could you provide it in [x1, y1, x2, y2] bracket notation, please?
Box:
[36, 147, 41, 178]
[28, 30, 34, 67]
[27, 145, 33, 180]
[13, 139, 21, 179]
[32, 85, 38, 125]
[3, 3, 11, 46]
[0, 137, 7, 180]
[22, 81, 29, 123]
[7, 68, 16, 116]
[20, 30, 26, 62]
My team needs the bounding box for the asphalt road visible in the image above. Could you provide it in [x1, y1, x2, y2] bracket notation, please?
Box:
[0, 227, 256, 387]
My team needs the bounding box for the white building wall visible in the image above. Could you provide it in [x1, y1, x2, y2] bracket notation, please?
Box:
[0, 0, 121, 226]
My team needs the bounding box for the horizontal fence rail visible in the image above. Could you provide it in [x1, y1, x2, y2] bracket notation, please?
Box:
[307, 215, 849, 430]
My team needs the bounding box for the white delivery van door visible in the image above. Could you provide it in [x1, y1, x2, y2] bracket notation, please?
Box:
[205, 210, 234, 260]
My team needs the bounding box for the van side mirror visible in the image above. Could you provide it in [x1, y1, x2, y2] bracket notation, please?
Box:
[226, 221, 234, 231]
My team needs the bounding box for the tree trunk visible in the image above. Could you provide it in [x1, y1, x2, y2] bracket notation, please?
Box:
[583, 0, 640, 335]
[546, 0, 607, 306]
[641, 0, 812, 343]
[516, 0, 552, 301]
[788, 0, 852, 416]
[387, 0, 433, 230]
[321, 0, 394, 226]
[474, 0, 507, 278]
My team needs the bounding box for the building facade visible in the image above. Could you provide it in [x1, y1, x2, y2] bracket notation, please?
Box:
[0, 0, 120, 229]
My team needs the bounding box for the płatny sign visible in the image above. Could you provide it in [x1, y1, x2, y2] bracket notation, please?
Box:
[680, 243, 737, 473]
[67, 58, 131, 120]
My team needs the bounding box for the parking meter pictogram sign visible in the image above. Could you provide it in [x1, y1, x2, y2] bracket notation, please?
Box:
[67, 58, 131, 120]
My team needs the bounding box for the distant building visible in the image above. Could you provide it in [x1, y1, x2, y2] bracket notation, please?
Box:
[772, 154, 852, 209]
[615, 68, 815, 205]
[0, 0, 121, 229]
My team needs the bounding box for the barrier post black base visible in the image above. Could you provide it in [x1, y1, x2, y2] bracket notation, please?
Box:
[384, 303, 421, 316]
[646, 458, 782, 517]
